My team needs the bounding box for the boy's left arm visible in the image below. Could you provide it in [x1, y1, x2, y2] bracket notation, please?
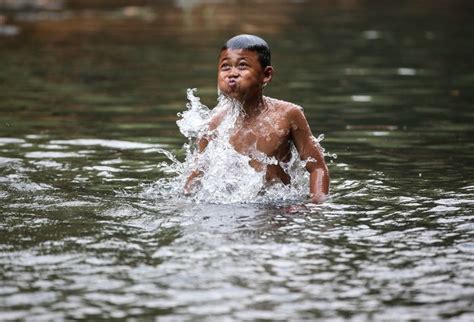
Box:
[289, 106, 330, 203]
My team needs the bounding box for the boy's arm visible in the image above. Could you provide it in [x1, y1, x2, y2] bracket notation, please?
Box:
[183, 111, 224, 194]
[183, 136, 208, 194]
[288, 106, 330, 203]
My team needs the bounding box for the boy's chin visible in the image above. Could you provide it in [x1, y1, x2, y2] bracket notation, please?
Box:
[219, 89, 244, 101]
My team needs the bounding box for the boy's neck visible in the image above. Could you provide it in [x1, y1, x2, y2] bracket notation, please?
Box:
[241, 94, 265, 118]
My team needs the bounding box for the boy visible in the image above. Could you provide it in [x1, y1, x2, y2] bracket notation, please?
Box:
[185, 34, 329, 203]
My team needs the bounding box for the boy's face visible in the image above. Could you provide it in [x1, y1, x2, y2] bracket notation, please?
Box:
[217, 49, 272, 101]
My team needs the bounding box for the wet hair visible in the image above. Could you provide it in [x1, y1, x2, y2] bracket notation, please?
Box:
[221, 34, 271, 68]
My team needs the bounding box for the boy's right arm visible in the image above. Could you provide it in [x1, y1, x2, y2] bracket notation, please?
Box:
[183, 111, 226, 194]
[183, 136, 209, 194]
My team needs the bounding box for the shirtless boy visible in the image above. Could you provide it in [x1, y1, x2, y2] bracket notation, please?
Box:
[185, 34, 329, 203]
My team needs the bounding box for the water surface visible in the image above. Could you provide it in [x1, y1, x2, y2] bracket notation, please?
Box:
[0, 1, 473, 320]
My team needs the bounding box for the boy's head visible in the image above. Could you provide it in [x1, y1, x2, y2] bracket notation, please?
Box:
[217, 34, 274, 101]
[221, 34, 271, 69]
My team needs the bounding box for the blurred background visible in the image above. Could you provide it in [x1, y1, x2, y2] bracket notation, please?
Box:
[1, 1, 473, 320]
[1, 0, 472, 137]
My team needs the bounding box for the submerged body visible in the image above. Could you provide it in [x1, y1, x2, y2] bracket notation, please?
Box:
[186, 34, 329, 202]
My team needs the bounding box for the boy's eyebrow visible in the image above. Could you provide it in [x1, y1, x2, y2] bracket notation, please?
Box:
[220, 56, 249, 62]
[218, 54, 252, 66]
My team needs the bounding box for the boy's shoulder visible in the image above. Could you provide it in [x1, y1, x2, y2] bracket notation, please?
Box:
[264, 96, 305, 118]
[265, 96, 303, 111]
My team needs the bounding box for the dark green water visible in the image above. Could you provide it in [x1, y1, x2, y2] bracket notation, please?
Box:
[1, 1, 473, 320]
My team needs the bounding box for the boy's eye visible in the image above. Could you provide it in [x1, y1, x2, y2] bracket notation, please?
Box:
[238, 62, 248, 69]
[220, 64, 230, 71]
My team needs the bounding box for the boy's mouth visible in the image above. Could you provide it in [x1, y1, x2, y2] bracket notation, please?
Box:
[227, 79, 238, 89]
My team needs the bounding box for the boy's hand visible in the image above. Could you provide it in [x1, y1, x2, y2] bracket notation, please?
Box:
[310, 192, 328, 204]
[184, 169, 203, 196]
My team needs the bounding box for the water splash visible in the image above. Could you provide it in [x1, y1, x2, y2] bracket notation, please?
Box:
[146, 89, 331, 204]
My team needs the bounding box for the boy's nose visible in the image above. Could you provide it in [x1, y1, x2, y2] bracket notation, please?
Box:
[229, 67, 239, 77]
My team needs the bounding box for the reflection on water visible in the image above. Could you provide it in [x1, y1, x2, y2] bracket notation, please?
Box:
[1, 0, 474, 320]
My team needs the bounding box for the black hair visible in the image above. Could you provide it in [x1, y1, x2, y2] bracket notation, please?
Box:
[221, 34, 271, 69]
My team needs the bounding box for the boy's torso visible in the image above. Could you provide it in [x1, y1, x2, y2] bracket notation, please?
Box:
[230, 97, 292, 157]
[226, 96, 299, 183]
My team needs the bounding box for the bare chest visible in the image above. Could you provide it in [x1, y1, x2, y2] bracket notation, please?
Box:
[229, 114, 291, 157]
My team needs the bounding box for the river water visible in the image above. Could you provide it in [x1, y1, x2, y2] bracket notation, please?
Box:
[1, 1, 473, 320]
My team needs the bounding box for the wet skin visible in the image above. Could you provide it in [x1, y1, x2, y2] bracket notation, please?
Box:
[187, 49, 329, 202]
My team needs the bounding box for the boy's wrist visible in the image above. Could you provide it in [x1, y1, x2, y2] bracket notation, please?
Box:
[310, 192, 328, 203]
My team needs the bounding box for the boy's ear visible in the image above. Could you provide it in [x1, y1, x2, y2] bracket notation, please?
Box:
[263, 66, 274, 84]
